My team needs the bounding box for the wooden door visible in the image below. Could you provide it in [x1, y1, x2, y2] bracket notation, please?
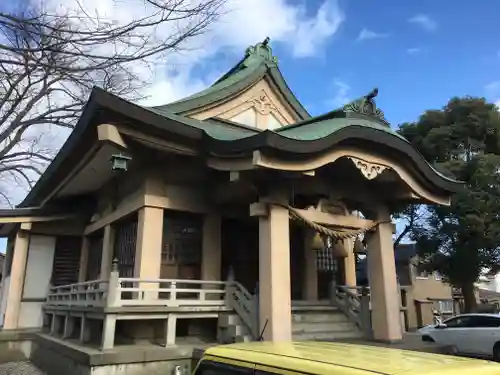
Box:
[221, 218, 258, 294]
[161, 211, 202, 298]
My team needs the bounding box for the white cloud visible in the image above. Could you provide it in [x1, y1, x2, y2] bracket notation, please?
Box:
[408, 14, 437, 32]
[484, 83, 500, 109]
[38, 0, 346, 106]
[485, 81, 500, 97]
[292, 1, 345, 57]
[406, 47, 423, 55]
[330, 79, 351, 108]
[0, 0, 345, 206]
[357, 28, 388, 41]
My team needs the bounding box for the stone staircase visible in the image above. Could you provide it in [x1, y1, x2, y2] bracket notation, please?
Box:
[292, 302, 364, 341]
[217, 312, 253, 343]
[218, 299, 364, 344]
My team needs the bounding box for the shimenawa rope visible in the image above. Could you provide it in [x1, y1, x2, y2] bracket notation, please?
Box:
[271, 202, 387, 240]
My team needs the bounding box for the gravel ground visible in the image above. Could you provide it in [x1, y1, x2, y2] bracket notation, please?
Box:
[0, 362, 45, 375]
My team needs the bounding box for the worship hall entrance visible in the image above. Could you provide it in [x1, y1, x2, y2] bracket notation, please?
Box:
[220, 217, 336, 300]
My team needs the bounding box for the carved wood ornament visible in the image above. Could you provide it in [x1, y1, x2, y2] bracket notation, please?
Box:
[249, 91, 277, 115]
[348, 156, 388, 180]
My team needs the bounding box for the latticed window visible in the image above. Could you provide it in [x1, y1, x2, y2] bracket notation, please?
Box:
[317, 240, 335, 272]
[113, 216, 138, 278]
[51, 236, 82, 286]
[162, 211, 202, 265]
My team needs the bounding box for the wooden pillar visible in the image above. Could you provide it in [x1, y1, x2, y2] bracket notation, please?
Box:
[164, 313, 177, 346]
[0, 236, 10, 283]
[366, 206, 402, 342]
[80, 316, 91, 343]
[100, 225, 115, 279]
[134, 207, 164, 279]
[101, 315, 117, 350]
[3, 230, 30, 329]
[78, 236, 90, 282]
[134, 206, 163, 301]
[343, 239, 357, 287]
[302, 229, 318, 300]
[255, 195, 292, 341]
[201, 214, 221, 281]
[63, 315, 75, 339]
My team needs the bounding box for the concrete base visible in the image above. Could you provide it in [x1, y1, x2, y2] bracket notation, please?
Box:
[31, 334, 215, 375]
[0, 328, 39, 363]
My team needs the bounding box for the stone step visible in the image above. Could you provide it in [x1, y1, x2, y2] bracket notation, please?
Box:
[293, 321, 356, 334]
[226, 324, 250, 337]
[292, 300, 332, 307]
[291, 305, 339, 312]
[234, 334, 252, 343]
[293, 329, 363, 341]
[292, 312, 349, 323]
[218, 314, 242, 327]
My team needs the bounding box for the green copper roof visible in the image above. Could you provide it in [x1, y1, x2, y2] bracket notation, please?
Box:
[278, 117, 402, 141]
[147, 107, 259, 141]
[19, 80, 463, 208]
[150, 38, 310, 120]
[149, 87, 408, 143]
[276, 88, 408, 142]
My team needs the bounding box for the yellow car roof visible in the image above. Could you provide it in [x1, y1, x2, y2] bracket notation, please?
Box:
[204, 342, 500, 375]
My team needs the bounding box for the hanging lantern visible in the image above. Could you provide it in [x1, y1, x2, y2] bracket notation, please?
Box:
[110, 153, 132, 172]
[331, 240, 348, 258]
[311, 232, 324, 250]
[353, 238, 365, 253]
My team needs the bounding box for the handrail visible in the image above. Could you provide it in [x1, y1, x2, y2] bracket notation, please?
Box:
[112, 278, 227, 307]
[44, 275, 260, 340]
[330, 284, 367, 331]
[46, 279, 108, 307]
[329, 283, 411, 338]
[225, 281, 258, 339]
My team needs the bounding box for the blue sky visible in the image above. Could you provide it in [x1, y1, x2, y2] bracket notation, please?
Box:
[192, 0, 500, 125]
[0, 0, 499, 252]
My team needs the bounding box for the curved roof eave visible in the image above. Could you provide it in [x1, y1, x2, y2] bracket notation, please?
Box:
[20, 86, 463, 209]
[19, 87, 206, 208]
[202, 126, 464, 194]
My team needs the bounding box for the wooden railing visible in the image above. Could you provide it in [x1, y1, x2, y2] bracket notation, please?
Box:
[46, 280, 108, 307]
[226, 281, 259, 339]
[330, 284, 371, 337]
[112, 278, 227, 307]
[330, 283, 411, 338]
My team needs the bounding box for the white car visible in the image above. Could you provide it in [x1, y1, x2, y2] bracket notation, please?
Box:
[418, 313, 500, 359]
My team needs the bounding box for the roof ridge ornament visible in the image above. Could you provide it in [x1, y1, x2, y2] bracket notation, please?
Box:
[244, 36, 278, 65]
[343, 87, 389, 126]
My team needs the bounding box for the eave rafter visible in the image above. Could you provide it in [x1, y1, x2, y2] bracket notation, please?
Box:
[207, 147, 451, 206]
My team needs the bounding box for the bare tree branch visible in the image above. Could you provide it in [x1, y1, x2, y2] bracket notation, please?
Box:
[393, 204, 425, 247]
[0, 0, 226, 206]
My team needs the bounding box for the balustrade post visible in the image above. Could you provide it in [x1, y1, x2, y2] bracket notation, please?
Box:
[329, 279, 337, 305]
[63, 314, 75, 339]
[101, 315, 117, 350]
[106, 258, 120, 308]
[170, 281, 177, 304]
[224, 266, 235, 305]
[360, 286, 372, 339]
[80, 316, 91, 343]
